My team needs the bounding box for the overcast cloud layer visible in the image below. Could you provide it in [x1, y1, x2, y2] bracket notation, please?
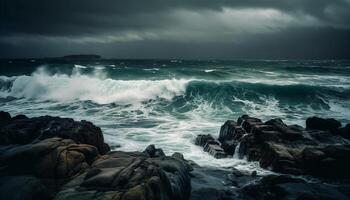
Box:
[1, 0, 350, 59]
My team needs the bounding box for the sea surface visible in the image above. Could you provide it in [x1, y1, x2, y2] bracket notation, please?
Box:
[1, 59, 349, 172]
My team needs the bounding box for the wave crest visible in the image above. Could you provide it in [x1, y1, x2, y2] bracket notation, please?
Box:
[0, 68, 190, 104]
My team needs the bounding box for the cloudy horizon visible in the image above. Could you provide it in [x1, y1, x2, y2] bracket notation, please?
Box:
[1, 0, 350, 59]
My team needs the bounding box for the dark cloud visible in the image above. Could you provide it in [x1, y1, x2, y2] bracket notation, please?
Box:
[0, 0, 349, 58]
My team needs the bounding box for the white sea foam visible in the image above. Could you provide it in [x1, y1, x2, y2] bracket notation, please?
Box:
[1, 64, 349, 172]
[232, 96, 287, 122]
[74, 64, 87, 69]
[143, 68, 160, 71]
[1, 68, 190, 104]
[234, 73, 350, 88]
[204, 69, 215, 73]
[95, 66, 105, 70]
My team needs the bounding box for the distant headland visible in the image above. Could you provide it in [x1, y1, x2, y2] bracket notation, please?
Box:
[61, 54, 102, 60]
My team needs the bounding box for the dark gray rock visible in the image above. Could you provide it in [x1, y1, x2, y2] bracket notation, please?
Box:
[0, 112, 193, 200]
[203, 141, 227, 159]
[0, 113, 110, 154]
[143, 144, 166, 158]
[338, 124, 350, 139]
[219, 115, 350, 179]
[302, 145, 350, 179]
[195, 134, 215, 147]
[0, 138, 191, 200]
[221, 139, 237, 156]
[241, 175, 350, 200]
[0, 111, 11, 125]
[0, 176, 53, 200]
[306, 116, 342, 133]
[12, 114, 28, 120]
[55, 149, 191, 200]
[0, 137, 99, 183]
[195, 134, 227, 158]
[190, 165, 259, 200]
[219, 120, 238, 142]
[238, 116, 262, 133]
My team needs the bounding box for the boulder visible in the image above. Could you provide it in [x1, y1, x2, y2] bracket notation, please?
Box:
[203, 142, 227, 159]
[0, 114, 110, 154]
[143, 144, 166, 158]
[195, 134, 215, 147]
[190, 165, 258, 200]
[0, 112, 192, 200]
[302, 145, 350, 179]
[221, 139, 237, 155]
[219, 115, 350, 179]
[0, 138, 99, 184]
[338, 124, 350, 139]
[239, 116, 263, 133]
[0, 111, 11, 125]
[12, 114, 28, 120]
[241, 175, 350, 200]
[55, 148, 191, 200]
[218, 120, 246, 155]
[195, 134, 227, 158]
[306, 116, 342, 132]
[265, 119, 304, 140]
[219, 120, 239, 142]
[0, 176, 53, 200]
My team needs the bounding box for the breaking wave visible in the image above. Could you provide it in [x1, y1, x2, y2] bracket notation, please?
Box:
[1, 61, 349, 169]
[0, 67, 349, 107]
[0, 68, 190, 104]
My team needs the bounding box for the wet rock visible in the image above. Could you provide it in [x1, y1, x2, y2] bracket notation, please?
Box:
[338, 124, 350, 139]
[195, 134, 227, 159]
[191, 188, 235, 200]
[203, 141, 227, 159]
[251, 171, 257, 177]
[219, 115, 350, 179]
[195, 134, 215, 147]
[239, 116, 263, 133]
[0, 137, 99, 182]
[151, 156, 192, 200]
[0, 136, 100, 199]
[0, 112, 192, 200]
[219, 120, 246, 155]
[190, 166, 257, 200]
[0, 176, 53, 200]
[241, 175, 350, 200]
[0, 114, 110, 154]
[302, 145, 350, 179]
[306, 116, 342, 133]
[12, 114, 28, 120]
[219, 120, 240, 142]
[56, 149, 191, 200]
[307, 129, 343, 144]
[0, 111, 11, 125]
[221, 139, 237, 155]
[265, 118, 304, 140]
[143, 144, 166, 158]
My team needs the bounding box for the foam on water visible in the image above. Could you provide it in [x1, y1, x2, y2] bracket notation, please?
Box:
[1, 67, 190, 104]
[204, 69, 215, 73]
[74, 64, 88, 69]
[232, 96, 288, 122]
[0, 61, 349, 172]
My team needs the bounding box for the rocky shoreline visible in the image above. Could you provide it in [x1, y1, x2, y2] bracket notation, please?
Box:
[1, 111, 350, 200]
[195, 115, 350, 199]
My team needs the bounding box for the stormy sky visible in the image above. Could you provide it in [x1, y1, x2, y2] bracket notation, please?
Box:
[1, 0, 350, 59]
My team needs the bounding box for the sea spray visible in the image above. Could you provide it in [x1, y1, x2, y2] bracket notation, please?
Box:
[0, 60, 349, 171]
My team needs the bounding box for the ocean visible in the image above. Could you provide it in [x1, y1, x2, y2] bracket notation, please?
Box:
[0, 59, 349, 172]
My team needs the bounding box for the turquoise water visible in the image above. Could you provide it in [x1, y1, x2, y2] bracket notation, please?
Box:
[0, 59, 349, 169]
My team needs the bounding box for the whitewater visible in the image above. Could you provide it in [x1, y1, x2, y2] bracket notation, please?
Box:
[0, 59, 349, 172]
